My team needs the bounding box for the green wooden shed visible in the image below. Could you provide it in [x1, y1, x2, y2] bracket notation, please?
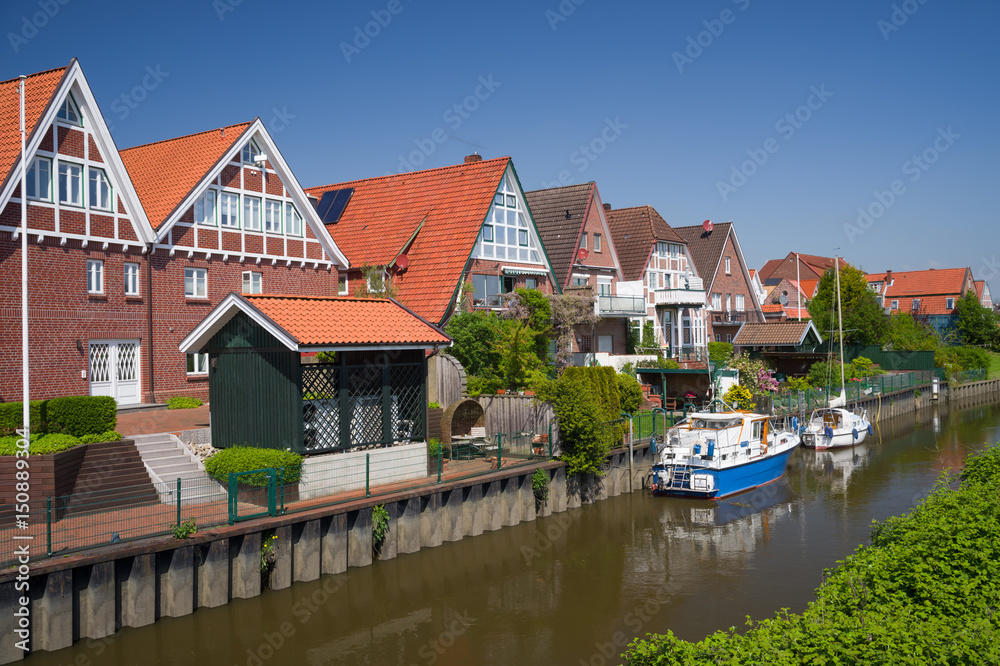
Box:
[179, 293, 452, 454]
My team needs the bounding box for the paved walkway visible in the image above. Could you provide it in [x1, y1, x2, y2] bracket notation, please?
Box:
[116, 405, 210, 436]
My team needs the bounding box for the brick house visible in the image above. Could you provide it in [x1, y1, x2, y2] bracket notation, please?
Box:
[305, 155, 559, 327]
[865, 268, 979, 338]
[673, 222, 765, 345]
[525, 182, 638, 360]
[0, 61, 347, 405]
[606, 205, 708, 362]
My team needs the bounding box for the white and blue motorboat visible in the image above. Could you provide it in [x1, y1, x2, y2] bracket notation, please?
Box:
[649, 411, 800, 499]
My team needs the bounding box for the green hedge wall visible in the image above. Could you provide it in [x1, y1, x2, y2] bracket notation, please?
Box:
[0, 396, 116, 437]
[204, 446, 303, 487]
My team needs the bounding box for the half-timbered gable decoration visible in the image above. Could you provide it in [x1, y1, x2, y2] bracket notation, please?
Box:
[120, 118, 347, 270]
[306, 155, 558, 326]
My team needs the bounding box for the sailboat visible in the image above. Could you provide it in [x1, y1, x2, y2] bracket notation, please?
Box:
[801, 256, 873, 450]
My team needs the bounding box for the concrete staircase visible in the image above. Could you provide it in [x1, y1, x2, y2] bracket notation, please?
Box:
[131, 433, 227, 506]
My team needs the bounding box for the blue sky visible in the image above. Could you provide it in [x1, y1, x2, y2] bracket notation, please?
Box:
[4, 0, 998, 294]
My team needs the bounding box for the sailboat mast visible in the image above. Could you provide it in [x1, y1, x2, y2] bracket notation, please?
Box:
[835, 256, 845, 397]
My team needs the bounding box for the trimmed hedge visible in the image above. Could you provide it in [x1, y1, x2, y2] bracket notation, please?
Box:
[78, 430, 123, 444]
[0, 433, 82, 456]
[0, 396, 116, 437]
[204, 446, 303, 487]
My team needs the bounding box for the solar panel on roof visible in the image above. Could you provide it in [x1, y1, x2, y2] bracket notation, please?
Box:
[316, 188, 355, 224]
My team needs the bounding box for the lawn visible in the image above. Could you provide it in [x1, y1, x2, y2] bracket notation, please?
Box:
[990, 351, 1000, 379]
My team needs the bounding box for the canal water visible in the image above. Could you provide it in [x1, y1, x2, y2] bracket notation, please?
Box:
[29, 398, 1000, 666]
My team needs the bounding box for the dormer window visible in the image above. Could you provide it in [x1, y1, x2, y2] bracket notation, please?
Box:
[56, 95, 81, 125]
[241, 140, 261, 164]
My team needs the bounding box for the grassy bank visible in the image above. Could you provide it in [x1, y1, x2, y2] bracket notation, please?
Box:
[989, 351, 1000, 379]
[623, 444, 1000, 665]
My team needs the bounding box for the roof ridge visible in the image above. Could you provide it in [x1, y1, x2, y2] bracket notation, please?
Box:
[524, 181, 594, 195]
[0, 64, 69, 87]
[119, 121, 253, 153]
[308, 156, 510, 192]
[245, 293, 392, 303]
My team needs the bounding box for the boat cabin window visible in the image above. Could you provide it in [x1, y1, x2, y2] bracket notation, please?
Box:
[752, 421, 762, 440]
[692, 418, 741, 430]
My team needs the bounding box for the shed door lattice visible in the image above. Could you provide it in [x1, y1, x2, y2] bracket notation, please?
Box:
[348, 365, 382, 447]
[391, 363, 424, 441]
[302, 365, 340, 452]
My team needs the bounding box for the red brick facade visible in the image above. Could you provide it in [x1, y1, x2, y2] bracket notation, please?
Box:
[705, 234, 762, 342]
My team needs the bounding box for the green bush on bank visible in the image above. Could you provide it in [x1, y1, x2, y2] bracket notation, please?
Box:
[0, 430, 124, 456]
[0, 396, 116, 437]
[204, 446, 303, 487]
[167, 396, 203, 410]
[623, 444, 1000, 665]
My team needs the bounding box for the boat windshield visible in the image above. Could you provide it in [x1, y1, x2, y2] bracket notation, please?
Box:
[690, 418, 742, 430]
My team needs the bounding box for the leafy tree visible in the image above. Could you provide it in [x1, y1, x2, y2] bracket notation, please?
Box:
[955, 291, 1000, 351]
[444, 311, 508, 378]
[640, 320, 657, 351]
[807, 358, 851, 389]
[625, 320, 640, 354]
[548, 292, 598, 371]
[506, 288, 553, 364]
[533, 372, 605, 476]
[728, 352, 778, 394]
[707, 341, 733, 367]
[886, 312, 939, 350]
[616, 372, 644, 415]
[497, 320, 546, 390]
[808, 264, 889, 345]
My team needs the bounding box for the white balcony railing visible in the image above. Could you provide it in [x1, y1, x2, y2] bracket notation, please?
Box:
[598, 295, 647, 316]
[653, 288, 706, 307]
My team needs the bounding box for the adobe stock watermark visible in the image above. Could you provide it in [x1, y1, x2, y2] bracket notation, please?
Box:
[672, 0, 751, 73]
[545, 0, 587, 31]
[392, 75, 502, 174]
[409, 610, 476, 665]
[213, 0, 242, 20]
[843, 126, 960, 244]
[7, 0, 71, 53]
[107, 65, 169, 132]
[877, 0, 930, 41]
[716, 84, 833, 201]
[267, 106, 296, 134]
[340, 0, 412, 64]
[539, 117, 628, 188]
[578, 580, 673, 666]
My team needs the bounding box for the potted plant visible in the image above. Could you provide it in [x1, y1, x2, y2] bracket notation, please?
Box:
[496, 389, 507, 395]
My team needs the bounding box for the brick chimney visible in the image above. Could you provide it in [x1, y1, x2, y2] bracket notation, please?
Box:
[464, 153, 482, 164]
[886, 269, 893, 287]
[603, 203, 611, 212]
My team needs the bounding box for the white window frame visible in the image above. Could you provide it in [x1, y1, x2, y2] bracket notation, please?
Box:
[58, 162, 83, 207]
[337, 274, 348, 295]
[124, 262, 140, 296]
[219, 192, 240, 228]
[88, 167, 112, 211]
[572, 275, 589, 288]
[26, 156, 51, 201]
[594, 233, 602, 253]
[186, 353, 208, 375]
[194, 190, 216, 226]
[946, 297, 955, 310]
[525, 277, 538, 290]
[735, 294, 745, 311]
[725, 256, 732, 274]
[241, 139, 260, 164]
[891, 300, 899, 310]
[243, 195, 261, 232]
[725, 294, 732, 311]
[285, 203, 302, 236]
[712, 293, 722, 310]
[56, 95, 81, 125]
[476, 175, 544, 265]
[185, 267, 207, 299]
[87, 259, 103, 294]
[242, 271, 262, 294]
[597, 278, 612, 296]
[670, 243, 680, 259]
[264, 200, 282, 233]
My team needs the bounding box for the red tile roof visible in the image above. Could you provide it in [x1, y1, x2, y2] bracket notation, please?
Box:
[305, 157, 512, 324]
[245, 294, 450, 347]
[120, 122, 252, 229]
[606, 205, 686, 281]
[866, 268, 974, 315]
[758, 253, 849, 282]
[0, 66, 67, 190]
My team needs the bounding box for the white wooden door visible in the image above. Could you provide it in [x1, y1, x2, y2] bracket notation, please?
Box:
[89, 340, 141, 405]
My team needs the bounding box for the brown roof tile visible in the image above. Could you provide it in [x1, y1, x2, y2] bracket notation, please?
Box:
[606, 205, 685, 281]
[733, 321, 818, 347]
[524, 182, 593, 287]
[673, 222, 733, 289]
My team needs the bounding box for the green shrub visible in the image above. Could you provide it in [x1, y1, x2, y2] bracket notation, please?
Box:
[46, 396, 117, 437]
[372, 504, 390, 558]
[617, 373, 644, 415]
[0, 400, 48, 436]
[78, 430, 123, 444]
[170, 518, 197, 539]
[204, 446, 303, 486]
[167, 396, 203, 410]
[636, 356, 680, 370]
[428, 438, 442, 457]
[0, 433, 83, 456]
[531, 468, 549, 503]
[534, 372, 607, 476]
[707, 341, 734, 367]
[782, 376, 811, 393]
[428, 402, 441, 409]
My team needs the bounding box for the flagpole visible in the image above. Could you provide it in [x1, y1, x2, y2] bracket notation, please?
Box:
[19, 75, 29, 444]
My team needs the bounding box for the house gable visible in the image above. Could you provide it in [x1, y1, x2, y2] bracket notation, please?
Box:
[122, 119, 346, 269]
[0, 60, 154, 247]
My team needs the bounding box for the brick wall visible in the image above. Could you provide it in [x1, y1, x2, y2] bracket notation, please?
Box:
[705, 234, 760, 341]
